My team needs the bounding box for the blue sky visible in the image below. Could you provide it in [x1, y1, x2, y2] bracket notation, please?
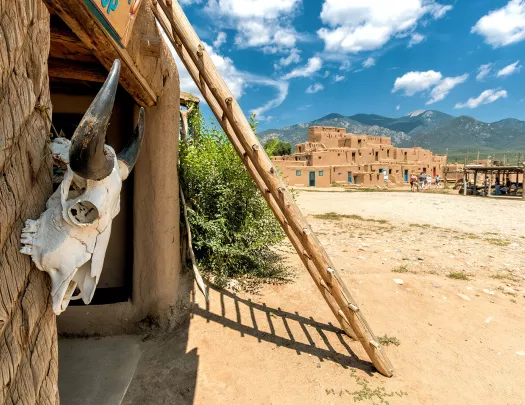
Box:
[174, 0, 525, 130]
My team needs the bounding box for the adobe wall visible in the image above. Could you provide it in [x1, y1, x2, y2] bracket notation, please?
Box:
[272, 126, 446, 187]
[308, 126, 346, 148]
[0, 2, 59, 403]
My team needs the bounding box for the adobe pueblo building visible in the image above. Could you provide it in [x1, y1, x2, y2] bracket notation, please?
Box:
[272, 126, 447, 187]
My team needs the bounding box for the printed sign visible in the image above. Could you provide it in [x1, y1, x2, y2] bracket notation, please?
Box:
[84, 0, 143, 47]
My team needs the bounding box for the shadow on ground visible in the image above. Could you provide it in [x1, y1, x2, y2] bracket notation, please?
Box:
[122, 281, 372, 405]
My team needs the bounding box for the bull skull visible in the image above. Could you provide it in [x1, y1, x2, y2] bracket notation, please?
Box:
[20, 60, 146, 315]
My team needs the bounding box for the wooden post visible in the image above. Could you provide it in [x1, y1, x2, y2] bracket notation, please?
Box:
[463, 170, 467, 196]
[154, 0, 394, 376]
[473, 170, 478, 196]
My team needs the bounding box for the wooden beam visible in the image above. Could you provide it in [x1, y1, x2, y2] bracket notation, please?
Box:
[154, 0, 394, 377]
[180, 91, 200, 107]
[50, 16, 84, 45]
[48, 58, 107, 82]
[43, 0, 157, 107]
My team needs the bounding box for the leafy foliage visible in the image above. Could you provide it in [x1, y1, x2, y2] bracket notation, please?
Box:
[179, 106, 288, 285]
[264, 137, 292, 156]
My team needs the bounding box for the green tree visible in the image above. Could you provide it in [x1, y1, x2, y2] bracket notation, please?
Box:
[179, 108, 288, 285]
[264, 137, 292, 156]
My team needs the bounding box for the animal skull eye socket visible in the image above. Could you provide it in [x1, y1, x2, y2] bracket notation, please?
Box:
[69, 201, 99, 224]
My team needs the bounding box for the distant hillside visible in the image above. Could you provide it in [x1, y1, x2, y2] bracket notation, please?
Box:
[259, 113, 410, 147]
[259, 110, 525, 153]
[403, 115, 525, 151]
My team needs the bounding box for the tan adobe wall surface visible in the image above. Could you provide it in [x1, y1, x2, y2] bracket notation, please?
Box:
[0, 3, 59, 403]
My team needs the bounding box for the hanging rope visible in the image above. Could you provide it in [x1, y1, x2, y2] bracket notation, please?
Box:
[35, 103, 61, 139]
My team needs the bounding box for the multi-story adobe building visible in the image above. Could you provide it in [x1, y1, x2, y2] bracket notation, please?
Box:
[272, 126, 447, 187]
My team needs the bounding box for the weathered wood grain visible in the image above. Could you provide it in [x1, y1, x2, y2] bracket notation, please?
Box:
[0, 0, 59, 403]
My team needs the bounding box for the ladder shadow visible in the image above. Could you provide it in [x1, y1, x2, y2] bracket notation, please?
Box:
[190, 283, 375, 375]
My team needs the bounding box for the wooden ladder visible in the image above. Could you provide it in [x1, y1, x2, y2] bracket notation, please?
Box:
[152, 0, 394, 377]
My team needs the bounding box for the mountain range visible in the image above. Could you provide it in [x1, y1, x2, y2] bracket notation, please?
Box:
[259, 110, 525, 153]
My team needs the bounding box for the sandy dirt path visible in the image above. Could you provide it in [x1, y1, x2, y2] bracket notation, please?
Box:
[296, 191, 525, 239]
[124, 191, 525, 405]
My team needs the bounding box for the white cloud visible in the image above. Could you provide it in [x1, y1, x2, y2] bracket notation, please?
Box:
[278, 48, 302, 67]
[363, 57, 376, 68]
[161, 27, 288, 120]
[427, 74, 469, 104]
[249, 79, 289, 120]
[205, 0, 301, 50]
[476, 63, 493, 81]
[396, 105, 400, 110]
[305, 83, 325, 94]
[340, 60, 352, 71]
[334, 74, 345, 82]
[496, 60, 522, 77]
[317, 0, 452, 53]
[282, 57, 323, 80]
[472, 0, 525, 48]
[392, 70, 443, 96]
[393, 70, 468, 104]
[408, 32, 425, 47]
[213, 31, 227, 49]
[455, 89, 508, 109]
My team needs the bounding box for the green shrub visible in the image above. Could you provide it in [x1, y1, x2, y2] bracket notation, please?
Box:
[179, 109, 288, 285]
[264, 137, 292, 156]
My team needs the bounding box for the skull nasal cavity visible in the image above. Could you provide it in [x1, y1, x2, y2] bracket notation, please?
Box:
[69, 201, 99, 224]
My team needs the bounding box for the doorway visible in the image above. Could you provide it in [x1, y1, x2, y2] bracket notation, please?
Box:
[48, 14, 135, 304]
[348, 172, 353, 183]
[309, 171, 316, 187]
[404, 170, 409, 182]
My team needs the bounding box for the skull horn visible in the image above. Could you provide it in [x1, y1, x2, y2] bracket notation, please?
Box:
[117, 107, 145, 175]
[69, 59, 121, 180]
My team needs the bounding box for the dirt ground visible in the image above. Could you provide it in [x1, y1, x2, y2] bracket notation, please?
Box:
[124, 191, 525, 405]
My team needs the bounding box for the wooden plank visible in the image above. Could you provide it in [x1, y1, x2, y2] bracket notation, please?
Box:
[153, 9, 358, 341]
[155, 0, 394, 377]
[43, 0, 157, 107]
[84, 0, 144, 46]
[48, 58, 108, 82]
[180, 91, 200, 107]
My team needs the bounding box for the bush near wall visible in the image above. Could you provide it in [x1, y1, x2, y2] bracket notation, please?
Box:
[179, 110, 288, 285]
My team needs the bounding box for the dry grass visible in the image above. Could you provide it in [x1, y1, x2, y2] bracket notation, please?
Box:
[313, 212, 389, 224]
[484, 238, 511, 246]
[447, 272, 470, 281]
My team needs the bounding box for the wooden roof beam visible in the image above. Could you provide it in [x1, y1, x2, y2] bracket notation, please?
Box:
[44, 0, 157, 107]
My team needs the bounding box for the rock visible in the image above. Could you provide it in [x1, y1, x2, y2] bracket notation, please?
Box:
[457, 293, 471, 301]
[357, 256, 366, 260]
[418, 257, 424, 261]
[504, 286, 516, 294]
[482, 289, 495, 295]
[393, 278, 404, 285]
[484, 317, 492, 324]
[516, 352, 525, 356]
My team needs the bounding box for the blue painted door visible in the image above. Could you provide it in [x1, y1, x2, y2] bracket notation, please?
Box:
[348, 172, 353, 183]
[404, 170, 409, 182]
[309, 171, 316, 187]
